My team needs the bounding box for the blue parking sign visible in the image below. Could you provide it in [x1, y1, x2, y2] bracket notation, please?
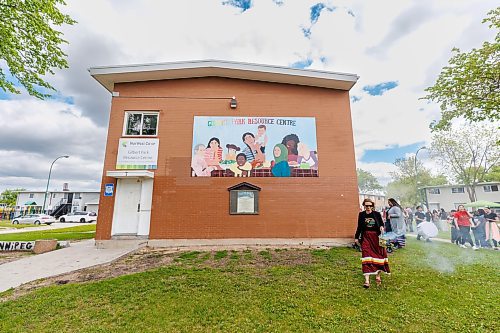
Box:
[104, 183, 114, 197]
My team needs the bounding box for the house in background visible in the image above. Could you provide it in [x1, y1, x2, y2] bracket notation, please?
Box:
[422, 182, 500, 211]
[358, 192, 386, 211]
[15, 185, 99, 217]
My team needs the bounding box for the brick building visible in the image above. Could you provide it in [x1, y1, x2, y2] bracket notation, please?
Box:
[90, 60, 359, 246]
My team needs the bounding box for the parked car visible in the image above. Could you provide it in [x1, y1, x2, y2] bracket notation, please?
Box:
[59, 211, 97, 223]
[12, 214, 56, 225]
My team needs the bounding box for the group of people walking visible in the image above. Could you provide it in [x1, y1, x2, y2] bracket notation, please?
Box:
[354, 199, 499, 288]
[447, 205, 499, 250]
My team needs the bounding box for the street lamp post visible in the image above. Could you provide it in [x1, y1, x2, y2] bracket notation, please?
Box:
[42, 155, 69, 214]
[414, 146, 427, 207]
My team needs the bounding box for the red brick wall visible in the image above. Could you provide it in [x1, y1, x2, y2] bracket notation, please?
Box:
[96, 77, 359, 240]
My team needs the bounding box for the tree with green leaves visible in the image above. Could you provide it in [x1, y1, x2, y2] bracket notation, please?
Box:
[430, 122, 500, 202]
[387, 157, 448, 207]
[423, 8, 499, 131]
[0, 188, 25, 206]
[356, 168, 383, 193]
[0, 0, 76, 99]
[483, 165, 500, 182]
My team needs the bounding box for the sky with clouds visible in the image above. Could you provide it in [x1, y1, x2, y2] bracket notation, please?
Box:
[0, 0, 497, 192]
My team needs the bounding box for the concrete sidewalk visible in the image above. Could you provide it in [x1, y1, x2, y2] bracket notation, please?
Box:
[0, 222, 94, 234]
[0, 239, 140, 293]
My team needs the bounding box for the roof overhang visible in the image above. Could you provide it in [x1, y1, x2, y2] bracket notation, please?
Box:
[89, 59, 358, 93]
[106, 171, 155, 179]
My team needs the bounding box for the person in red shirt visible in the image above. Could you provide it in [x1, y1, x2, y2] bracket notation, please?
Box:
[453, 205, 475, 248]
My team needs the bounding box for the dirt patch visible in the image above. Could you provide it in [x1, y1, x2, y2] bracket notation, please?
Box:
[0, 251, 33, 265]
[1, 245, 333, 302]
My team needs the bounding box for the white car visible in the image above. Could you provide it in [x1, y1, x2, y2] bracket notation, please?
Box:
[12, 214, 56, 225]
[59, 211, 97, 223]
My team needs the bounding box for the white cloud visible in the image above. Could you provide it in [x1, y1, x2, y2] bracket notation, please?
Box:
[0, 100, 105, 192]
[356, 161, 397, 186]
[0, 0, 497, 191]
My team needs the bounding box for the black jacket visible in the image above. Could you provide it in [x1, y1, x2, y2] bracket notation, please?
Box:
[354, 210, 384, 241]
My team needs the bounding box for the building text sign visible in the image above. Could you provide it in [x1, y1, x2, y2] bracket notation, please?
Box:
[191, 116, 318, 177]
[116, 138, 159, 170]
[0, 241, 35, 251]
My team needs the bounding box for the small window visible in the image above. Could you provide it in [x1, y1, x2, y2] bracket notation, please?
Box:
[124, 112, 159, 136]
[451, 187, 465, 193]
[52, 193, 56, 198]
[483, 185, 499, 192]
[74, 193, 81, 199]
[29, 193, 34, 198]
[429, 188, 440, 194]
[228, 182, 261, 215]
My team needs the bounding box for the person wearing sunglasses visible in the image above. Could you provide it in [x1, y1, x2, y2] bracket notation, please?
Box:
[355, 198, 390, 288]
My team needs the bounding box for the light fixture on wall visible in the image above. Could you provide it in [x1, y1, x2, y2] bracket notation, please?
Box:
[230, 96, 237, 109]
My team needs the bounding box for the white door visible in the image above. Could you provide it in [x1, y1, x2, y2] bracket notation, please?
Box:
[112, 179, 142, 235]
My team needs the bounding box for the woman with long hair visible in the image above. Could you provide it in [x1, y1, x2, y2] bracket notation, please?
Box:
[388, 198, 406, 248]
[355, 199, 390, 288]
[204, 137, 223, 169]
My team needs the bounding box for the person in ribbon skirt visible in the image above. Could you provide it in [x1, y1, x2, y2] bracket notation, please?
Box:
[355, 198, 391, 288]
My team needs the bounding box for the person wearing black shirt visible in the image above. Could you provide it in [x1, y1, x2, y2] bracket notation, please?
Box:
[425, 209, 432, 222]
[414, 206, 426, 240]
[354, 199, 390, 288]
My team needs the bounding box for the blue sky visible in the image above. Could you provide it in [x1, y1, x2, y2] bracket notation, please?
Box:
[363, 81, 398, 96]
[361, 142, 425, 163]
[0, 0, 497, 190]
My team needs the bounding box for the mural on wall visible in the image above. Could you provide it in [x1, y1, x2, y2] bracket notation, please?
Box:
[191, 116, 318, 177]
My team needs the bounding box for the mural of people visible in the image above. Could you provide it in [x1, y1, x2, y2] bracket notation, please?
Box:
[255, 125, 268, 154]
[271, 144, 291, 177]
[204, 137, 223, 168]
[229, 153, 253, 177]
[224, 144, 240, 162]
[242, 132, 265, 167]
[191, 144, 216, 176]
[191, 117, 318, 177]
[281, 134, 300, 165]
[297, 142, 318, 170]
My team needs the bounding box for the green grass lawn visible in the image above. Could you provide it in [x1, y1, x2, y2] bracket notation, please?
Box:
[0, 225, 96, 241]
[0, 219, 48, 229]
[0, 238, 498, 332]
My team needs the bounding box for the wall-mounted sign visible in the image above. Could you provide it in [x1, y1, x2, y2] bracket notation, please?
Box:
[0, 241, 35, 251]
[104, 183, 114, 197]
[191, 117, 318, 177]
[228, 183, 261, 215]
[237, 191, 255, 213]
[116, 138, 159, 170]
